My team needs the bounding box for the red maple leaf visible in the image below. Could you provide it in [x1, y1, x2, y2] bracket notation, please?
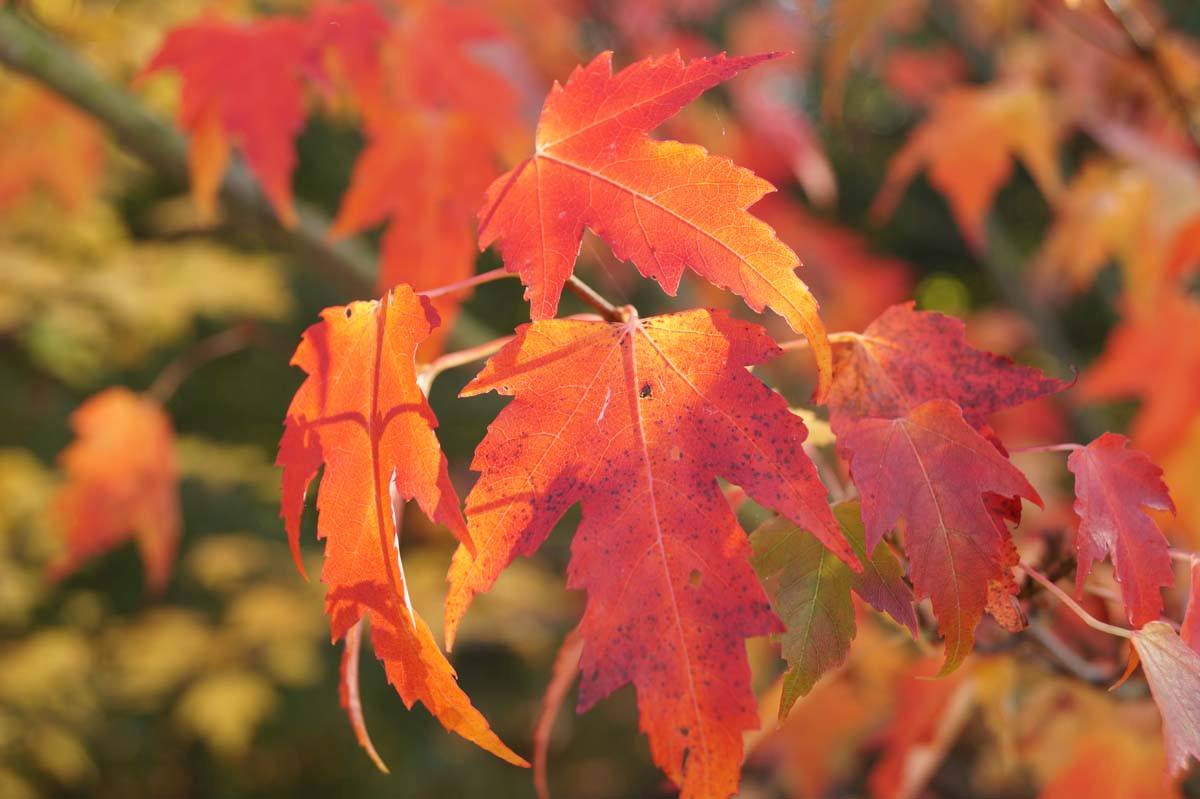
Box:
[49, 388, 179, 593]
[1068, 433, 1175, 627]
[477, 51, 833, 395]
[445, 308, 852, 799]
[840, 399, 1041, 673]
[826, 302, 1066, 435]
[145, 14, 315, 225]
[277, 285, 525, 770]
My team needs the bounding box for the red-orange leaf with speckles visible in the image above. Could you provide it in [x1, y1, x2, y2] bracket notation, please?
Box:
[49, 388, 179, 593]
[841, 400, 1041, 674]
[446, 308, 853, 799]
[277, 285, 526, 771]
[477, 51, 833, 396]
[1068, 433, 1175, 627]
[827, 302, 1066, 435]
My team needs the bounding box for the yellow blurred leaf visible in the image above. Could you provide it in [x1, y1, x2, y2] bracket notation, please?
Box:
[27, 722, 95, 786]
[102, 609, 215, 706]
[184, 533, 273, 593]
[173, 670, 277, 759]
[0, 630, 94, 719]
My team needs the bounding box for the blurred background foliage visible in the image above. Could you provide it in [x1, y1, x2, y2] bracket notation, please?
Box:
[1, 0, 1199, 797]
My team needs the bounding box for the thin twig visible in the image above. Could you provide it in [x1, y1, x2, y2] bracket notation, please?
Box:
[1170, 548, 1199, 565]
[565, 275, 627, 322]
[1019, 561, 1132, 639]
[1103, 0, 1200, 152]
[146, 323, 256, 404]
[777, 331, 859, 351]
[416, 335, 515, 396]
[1010, 443, 1083, 454]
[419, 267, 515, 299]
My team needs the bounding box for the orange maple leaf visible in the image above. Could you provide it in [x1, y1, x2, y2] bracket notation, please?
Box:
[477, 51, 833, 395]
[870, 80, 1062, 249]
[444, 308, 852, 799]
[50, 387, 180, 593]
[277, 285, 526, 771]
[0, 80, 105, 214]
[1080, 291, 1200, 457]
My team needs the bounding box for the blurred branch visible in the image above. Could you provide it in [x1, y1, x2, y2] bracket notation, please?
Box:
[1102, 0, 1200, 153]
[0, 5, 377, 294]
[146, 323, 258, 404]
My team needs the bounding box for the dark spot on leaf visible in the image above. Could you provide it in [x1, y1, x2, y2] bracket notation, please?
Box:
[689, 569, 702, 587]
[640, 383, 652, 398]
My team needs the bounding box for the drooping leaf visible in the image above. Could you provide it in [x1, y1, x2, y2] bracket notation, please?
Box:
[1130, 621, 1200, 775]
[50, 387, 179, 593]
[840, 399, 1041, 673]
[1080, 291, 1200, 457]
[826, 302, 1066, 435]
[446, 308, 852, 799]
[1067, 433, 1175, 627]
[277, 285, 525, 770]
[145, 14, 315, 225]
[751, 500, 916, 717]
[870, 81, 1062, 249]
[477, 51, 833, 394]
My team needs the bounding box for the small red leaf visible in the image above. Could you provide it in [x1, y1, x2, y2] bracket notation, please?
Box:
[841, 400, 1040, 674]
[1068, 433, 1175, 627]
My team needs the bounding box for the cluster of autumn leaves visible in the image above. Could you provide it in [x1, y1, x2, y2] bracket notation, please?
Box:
[8, 0, 1200, 797]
